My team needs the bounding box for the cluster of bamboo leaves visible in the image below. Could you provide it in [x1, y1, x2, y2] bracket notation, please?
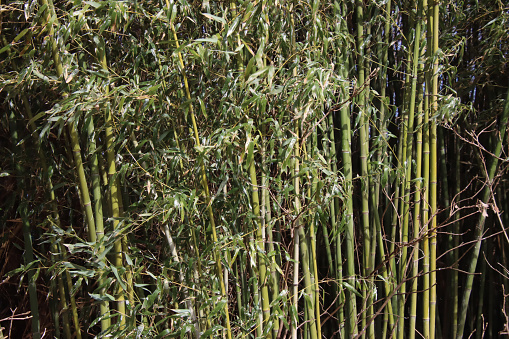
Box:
[1, 0, 508, 338]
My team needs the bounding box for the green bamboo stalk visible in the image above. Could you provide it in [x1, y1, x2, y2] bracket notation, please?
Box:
[49, 273, 61, 339]
[438, 125, 456, 337]
[69, 123, 98, 237]
[298, 225, 318, 339]
[422, 0, 431, 335]
[372, 191, 395, 339]
[39, 0, 97, 244]
[356, 3, 377, 337]
[335, 1, 358, 336]
[475, 241, 487, 339]
[409, 60, 425, 339]
[399, 3, 423, 337]
[321, 115, 345, 336]
[374, 4, 394, 332]
[450, 134, 461, 339]
[340, 72, 359, 338]
[289, 9, 300, 339]
[429, 2, 440, 337]
[168, 130, 204, 336]
[262, 125, 281, 338]
[85, 116, 111, 333]
[329, 5, 347, 332]
[356, 0, 371, 280]
[247, 134, 272, 338]
[169, 21, 232, 339]
[93, 31, 130, 329]
[38, 12, 105, 336]
[22, 94, 82, 338]
[456, 80, 509, 339]
[9, 109, 41, 339]
[162, 221, 200, 338]
[291, 121, 301, 339]
[57, 269, 72, 339]
[301, 141, 319, 339]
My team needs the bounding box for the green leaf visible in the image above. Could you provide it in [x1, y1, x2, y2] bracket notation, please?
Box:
[0, 44, 11, 55]
[202, 13, 226, 25]
[111, 266, 127, 291]
[84, 1, 102, 9]
[13, 28, 29, 43]
[226, 16, 241, 37]
[343, 281, 362, 298]
[195, 36, 218, 44]
[89, 293, 115, 301]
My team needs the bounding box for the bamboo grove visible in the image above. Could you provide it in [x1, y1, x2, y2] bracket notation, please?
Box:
[1, 0, 508, 338]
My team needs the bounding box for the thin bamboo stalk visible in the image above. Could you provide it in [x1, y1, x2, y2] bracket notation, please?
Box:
[399, 3, 423, 337]
[429, 1, 440, 337]
[85, 116, 111, 333]
[248, 136, 272, 337]
[291, 121, 302, 339]
[456, 82, 509, 339]
[337, 1, 358, 336]
[96, 40, 127, 329]
[22, 94, 83, 338]
[9, 110, 41, 339]
[409, 66, 425, 339]
[301, 141, 319, 339]
[169, 21, 232, 339]
[450, 134, 461, 339]
[162, 221, 200, 339]
[475, 241, 487, 339]
[422, 0, 431, 335]
[340, 75, 359, 338]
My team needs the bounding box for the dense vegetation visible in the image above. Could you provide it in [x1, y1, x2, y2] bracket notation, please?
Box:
[1, 0, 508, 338]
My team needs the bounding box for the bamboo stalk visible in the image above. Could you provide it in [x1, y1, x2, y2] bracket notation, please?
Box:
[422, 0, 431, 335]
[22, 94, 83, 338]
[291, 121, 302, 339]
[429, 2, 440, 337]
[340, 72, 359, 338]
[336, 1, 358, 336]
[399, 2, 423, 337]
[8, 110, 41, 339]
[248, 135, 272, 337]
[169, 21, 232, 339]
[456, 81, 509, 339]
[86, 116, 111, 333]
[301, 141, 319, 339]
[409, 56, 425, 339]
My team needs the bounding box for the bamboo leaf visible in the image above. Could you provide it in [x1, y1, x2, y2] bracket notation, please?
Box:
[202, 13, 226, 25]
[111, 266, 127, 291]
